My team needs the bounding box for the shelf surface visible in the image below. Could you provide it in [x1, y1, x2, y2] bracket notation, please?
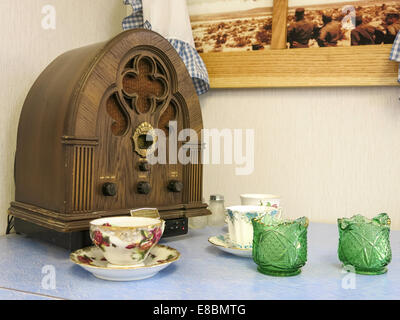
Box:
[0, 222, 399, 300]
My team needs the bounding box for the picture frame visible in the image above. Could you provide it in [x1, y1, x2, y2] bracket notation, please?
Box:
[190, 0, 399, 88]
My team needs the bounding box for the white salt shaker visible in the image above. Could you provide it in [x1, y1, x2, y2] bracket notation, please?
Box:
[207, 195, 225, 226]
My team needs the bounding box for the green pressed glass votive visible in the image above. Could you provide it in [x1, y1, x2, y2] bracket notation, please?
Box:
[252, 215, 308, 277]
[338, 213, 392, 275]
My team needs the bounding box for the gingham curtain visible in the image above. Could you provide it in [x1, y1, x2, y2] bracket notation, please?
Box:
[390, 31, 400, 84]
[122, 0, 210, 95]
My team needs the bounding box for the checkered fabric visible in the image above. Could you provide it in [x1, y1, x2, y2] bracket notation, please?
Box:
[168, 39, 210, 95]
[122, 0, 210, 95]
[390, 31, 400, 83]
[122, 0, 152, 30]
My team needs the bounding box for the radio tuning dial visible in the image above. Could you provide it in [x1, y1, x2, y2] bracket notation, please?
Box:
[102, 182, 117, 197]
[137, 181, 151, 194]
[138, 161, 150, 172]
[168, 180, 183, 193]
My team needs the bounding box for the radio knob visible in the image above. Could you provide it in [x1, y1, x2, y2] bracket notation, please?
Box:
[137, 181, 151, 194]
[102, 182, 117, 197]
[138, 161, 150, 172]
[168, 180, 183, 193]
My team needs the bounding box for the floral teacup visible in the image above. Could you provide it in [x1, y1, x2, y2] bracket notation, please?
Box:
[240, 194, 281, 208]
[226, 205, 281, 249]
[89, 216, 165, 266]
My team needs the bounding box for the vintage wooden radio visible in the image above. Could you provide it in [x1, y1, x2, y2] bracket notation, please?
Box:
[8, 29, 210, 250]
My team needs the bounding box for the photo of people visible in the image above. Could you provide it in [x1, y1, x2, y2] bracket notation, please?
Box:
[188, 0, 274, 53]
[287, 0, 400, 49]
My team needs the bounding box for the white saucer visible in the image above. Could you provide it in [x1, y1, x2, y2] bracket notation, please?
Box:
[70, 244, 180, 281]
[208, 234, 252, 258]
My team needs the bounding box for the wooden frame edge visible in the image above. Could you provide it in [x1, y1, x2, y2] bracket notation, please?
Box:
[201, 44, 399, 88]
[197, 0, 399, 88]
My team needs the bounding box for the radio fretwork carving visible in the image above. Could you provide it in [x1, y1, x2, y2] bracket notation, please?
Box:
[158, 100, 178, 136]
[122, 55, 168, 114]
[105, 53, 178, 140]
[106, 94, 129, 136]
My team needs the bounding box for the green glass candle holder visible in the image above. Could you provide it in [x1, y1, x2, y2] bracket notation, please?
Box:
[252, 215, 308, 277]
[338, 213, 392, 275]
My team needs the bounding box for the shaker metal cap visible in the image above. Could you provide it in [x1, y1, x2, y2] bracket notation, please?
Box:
[210, 194, 224, 201]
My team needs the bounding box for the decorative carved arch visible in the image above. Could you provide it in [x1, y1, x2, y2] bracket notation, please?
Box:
[11, 29, 209, 236]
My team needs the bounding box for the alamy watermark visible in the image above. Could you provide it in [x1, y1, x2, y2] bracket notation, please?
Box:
[41, 5, 56, 30]
[41, 265, 56, 290]
[144, 121, 255, 176]
[341, 5, 356, 30]
[341, 265, 356, 290]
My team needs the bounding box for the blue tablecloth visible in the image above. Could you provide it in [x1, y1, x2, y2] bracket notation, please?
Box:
[0, 223, 399, 300]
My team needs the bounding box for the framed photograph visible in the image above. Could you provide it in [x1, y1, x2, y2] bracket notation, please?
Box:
[190, 0, 399, 88]
[287, 0, 400, 49]
[188, 0, 274, 53]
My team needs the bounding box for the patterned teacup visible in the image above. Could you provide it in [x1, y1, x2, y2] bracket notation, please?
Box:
[89, 216, 165, 266]
[240, 194, 281, 208]
[226, 205, 281, 249]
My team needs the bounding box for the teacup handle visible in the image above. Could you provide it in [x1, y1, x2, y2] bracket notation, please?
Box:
[130, 208, 160, 219]
[160, 219, 166, 234]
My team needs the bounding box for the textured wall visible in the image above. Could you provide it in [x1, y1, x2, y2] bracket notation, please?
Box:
[1, 1, 400, 237]
[200, 86, 400, 229]
[0, 0, 126, 235]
